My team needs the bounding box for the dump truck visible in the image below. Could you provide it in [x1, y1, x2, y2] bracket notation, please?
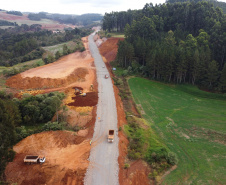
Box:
[24, 155, 45, 164]
[108, 130, 114, 143]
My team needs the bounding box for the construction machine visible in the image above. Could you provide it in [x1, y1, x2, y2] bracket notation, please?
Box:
[74, 88, 86, 96]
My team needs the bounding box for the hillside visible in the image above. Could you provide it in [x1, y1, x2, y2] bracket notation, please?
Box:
[0, 10, 103, 30]
[0, 11, 75, 30]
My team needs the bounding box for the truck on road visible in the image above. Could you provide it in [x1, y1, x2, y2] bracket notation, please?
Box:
[24, 155, 45, 164]
[108, 130, 114, 143]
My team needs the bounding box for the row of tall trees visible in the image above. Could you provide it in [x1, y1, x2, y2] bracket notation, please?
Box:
[166, 0, 226, 13]
[103, 1, 226, 91]
[0, 25, 92, 66]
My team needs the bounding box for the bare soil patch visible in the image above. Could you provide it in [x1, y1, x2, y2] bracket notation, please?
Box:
[99, 37, 124, 62]
[5, 131, 90, 185]
[68, 91, 98, 107]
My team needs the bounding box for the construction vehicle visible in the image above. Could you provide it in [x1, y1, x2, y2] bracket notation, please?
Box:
[24, 155, 45, 164]
[108, 130, 114, 143]
[74, 88, 86, 96]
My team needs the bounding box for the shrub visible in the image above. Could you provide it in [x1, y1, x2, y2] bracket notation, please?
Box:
[42, 121, 65, 131]
[80, 47, 85, 52]
[124, 163, 130, 169]
[166, 152, 178, 165]
[148, 170, 158, 180]
[119, 126, 122, 131]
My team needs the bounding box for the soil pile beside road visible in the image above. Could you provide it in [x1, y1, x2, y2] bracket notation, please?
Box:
[99, 37, 124, 62]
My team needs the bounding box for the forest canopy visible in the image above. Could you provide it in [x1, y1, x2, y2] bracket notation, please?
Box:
[102, 0, 226, 92]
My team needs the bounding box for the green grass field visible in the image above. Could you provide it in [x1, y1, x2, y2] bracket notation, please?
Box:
[43, 40, 80, 55]
[128, 77, 226, 184]
[110, 32, 125, 38]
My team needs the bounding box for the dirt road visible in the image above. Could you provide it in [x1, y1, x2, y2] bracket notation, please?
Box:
[84, 33, 119, 185]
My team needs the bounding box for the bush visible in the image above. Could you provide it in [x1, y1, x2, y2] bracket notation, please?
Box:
[146, 147, 169, 164]
[122, 70, 128, 77]
[124, 163, 130, 169]
[112, 77, 123, 86]
[166, 152, 178, 165]
[80, 47, 85, 52]
[42, 121, 65, 131]
[148, 170, 158, 180]
[119, 126, 122, 131]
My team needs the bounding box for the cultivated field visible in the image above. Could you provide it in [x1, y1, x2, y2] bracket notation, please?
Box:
[128, 77, 226, 184]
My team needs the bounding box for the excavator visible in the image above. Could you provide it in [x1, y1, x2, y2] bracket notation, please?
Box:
[74, 88, 86, 96]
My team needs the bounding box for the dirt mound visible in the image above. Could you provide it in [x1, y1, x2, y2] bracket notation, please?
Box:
[5, 131, 91, 185]
[6, 67, 88, 90]
[99, 37, 124, 62]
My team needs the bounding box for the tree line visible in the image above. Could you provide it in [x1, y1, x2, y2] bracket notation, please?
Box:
[0, 25, 91, 66]
[0, 20, 18, 26]
[102, 1, 226, 92]
[167, 0, 226, 13]
[6, 11, 23, 16]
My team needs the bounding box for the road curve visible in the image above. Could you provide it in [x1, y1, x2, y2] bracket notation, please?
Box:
[84, 33, 119, 185]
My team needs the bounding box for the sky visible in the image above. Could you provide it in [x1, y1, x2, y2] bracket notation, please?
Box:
[1, 0, 167, 15]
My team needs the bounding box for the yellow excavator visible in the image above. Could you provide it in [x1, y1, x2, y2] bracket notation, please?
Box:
[74, 88, 86, 96]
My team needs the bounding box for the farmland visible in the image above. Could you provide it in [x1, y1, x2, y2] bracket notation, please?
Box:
[128, 77, 226, 184]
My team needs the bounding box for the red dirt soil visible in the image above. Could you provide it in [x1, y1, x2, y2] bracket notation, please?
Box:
[99, 37, 124, 62]
[98, 37, 151, 185]
[5, 36, 97, 185]
[5, 131, 91, 185]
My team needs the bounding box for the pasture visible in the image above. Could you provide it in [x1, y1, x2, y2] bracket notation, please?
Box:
[128, 77, 226, 184]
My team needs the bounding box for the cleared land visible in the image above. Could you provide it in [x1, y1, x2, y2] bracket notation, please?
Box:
[4, 36, 97, 184]
[128, 77, 226, 184]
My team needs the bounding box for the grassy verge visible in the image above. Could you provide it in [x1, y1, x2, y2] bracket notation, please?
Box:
[128, 77, 226, 184]
[97, 30, 125, 38]
[112, 74, 175, 182]
[109, 32, 125, 38]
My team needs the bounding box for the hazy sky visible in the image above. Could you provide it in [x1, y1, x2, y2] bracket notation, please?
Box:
[1, 0, 167, 15]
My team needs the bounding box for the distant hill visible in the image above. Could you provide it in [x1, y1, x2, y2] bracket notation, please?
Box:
[166, 0, 226, 13]
[27, 12, 103, 26]
[0, 9, 102, 30]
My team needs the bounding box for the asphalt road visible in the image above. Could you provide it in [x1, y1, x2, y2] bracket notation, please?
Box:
[84, 33, 119, 185]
